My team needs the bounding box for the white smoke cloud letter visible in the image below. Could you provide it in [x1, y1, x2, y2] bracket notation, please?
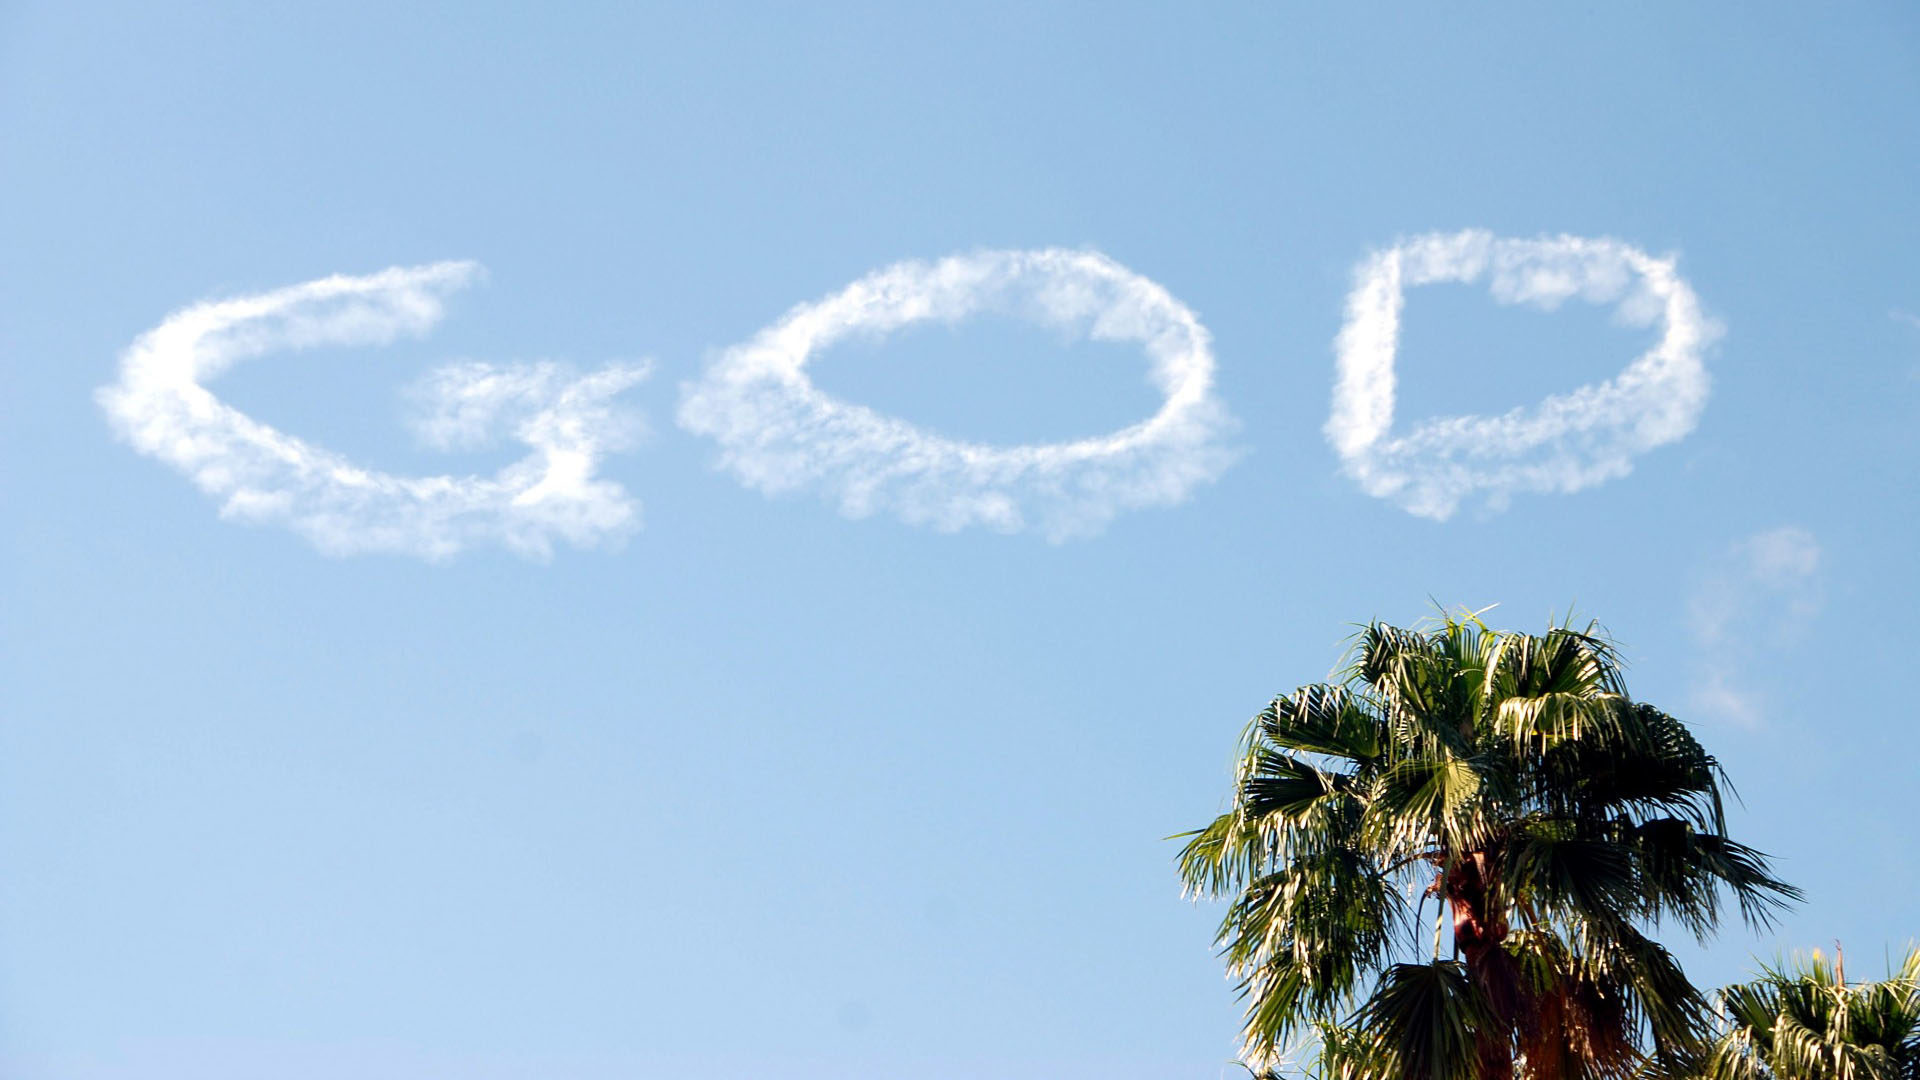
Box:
[1327, 230, 1718, 519]
[677, 249, 1237, 539]
[97, 262, 648, 559]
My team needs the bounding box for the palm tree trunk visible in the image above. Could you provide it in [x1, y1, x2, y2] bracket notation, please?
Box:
[1445, 852, 1515, 1080]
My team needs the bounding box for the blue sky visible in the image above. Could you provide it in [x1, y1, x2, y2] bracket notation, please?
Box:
[3, 3, 1917, 1077]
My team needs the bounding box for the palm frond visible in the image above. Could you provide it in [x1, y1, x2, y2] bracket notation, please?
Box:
[1337, 961, 1495, 1080]
[1257, 685, 1387, 763]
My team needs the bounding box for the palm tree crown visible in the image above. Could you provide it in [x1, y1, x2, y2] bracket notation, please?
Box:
[1705, 946, 1920, 1080]
[1178, 612, 1800, 1080]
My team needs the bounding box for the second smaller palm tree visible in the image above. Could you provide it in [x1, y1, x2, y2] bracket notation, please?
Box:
[1705, 945, 1920, 1080]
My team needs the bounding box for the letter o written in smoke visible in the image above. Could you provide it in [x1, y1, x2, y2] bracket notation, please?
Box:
[677, 249, 1239, 539]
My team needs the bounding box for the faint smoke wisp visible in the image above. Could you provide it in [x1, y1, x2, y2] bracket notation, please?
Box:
[1689, 525, 1823, 727]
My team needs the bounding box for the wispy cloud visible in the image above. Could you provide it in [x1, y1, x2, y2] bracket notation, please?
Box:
[677, 249, 1238, 539]
[1688, 525, 1823, 727]
[97, 262, 648, 560]
[1891, 308, 1920, 331]
[1327, 230, 1719, 519]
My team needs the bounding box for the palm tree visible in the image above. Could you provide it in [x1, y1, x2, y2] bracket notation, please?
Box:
[1177, 611, 1800, 1080]
[1703, 946, 1920, 1080]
